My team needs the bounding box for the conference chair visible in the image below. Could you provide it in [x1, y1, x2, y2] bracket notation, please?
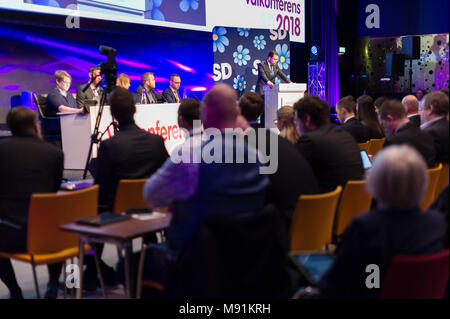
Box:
[333, 181, 372, 243]
[32, 93, 61, 141]
[357, 141, 370, 152]
[113, 179, 150, 214]
[367, 138, 385, 156]
[137, 204, 289, 299]
[0, 186, 99, 299]
[420, 163, 442, 211]
[289, 186, 342, 251]
[381, 250, 449, 299]
[435, 162, 449, 199]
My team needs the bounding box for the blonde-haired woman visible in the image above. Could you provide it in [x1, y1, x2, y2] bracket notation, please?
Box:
[275, 106, 300, 144]
[116, 73, 131, 90]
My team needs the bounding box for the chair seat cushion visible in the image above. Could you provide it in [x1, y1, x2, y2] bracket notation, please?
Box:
[0, 245, 91, 265]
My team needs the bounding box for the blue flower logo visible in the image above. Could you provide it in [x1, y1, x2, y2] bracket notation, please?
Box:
[237, 28, 250, 37]
[149, 0, 165, 21]
[233, 75, 246, 92]
[233, 45, 251, 66]
[275, 74, 290, 84]
[212, 27, 229, 53]
[179, 0, 199, 12]
[253, 35, 266, 50]
[275, 43, 290, 70]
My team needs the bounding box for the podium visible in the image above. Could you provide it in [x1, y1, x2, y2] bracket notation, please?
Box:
[59, 103, 184, 170]
[264, 83, 307, 129]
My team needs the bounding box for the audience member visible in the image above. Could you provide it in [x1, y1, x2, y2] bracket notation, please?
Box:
[416, 88, 427, 112]
[401, 95, 421, 127]
[319, 145, 447, 299]
[276, 106, 301, 144]
[0, 107, 64, 299]
[76, 66, 103, 109]
[177, 98, 201, 133]
[87, 87, 169, 287]
[133, 72, 160, 104]
[143, 84, 269, 252]
[380, 99, 436, 168]
[239, 93, 319, 227]
[294, 95, 364, 192]
[356, 95, 384, 139]
[163, 74, 182, 103]
[46, 70, 82, 115]
[420, 91, 449, 164]
[374, 96, 388, 115]
[439, 88, 449, 98]
[116, 73, 131, 90]
[336, 97, 369, 143]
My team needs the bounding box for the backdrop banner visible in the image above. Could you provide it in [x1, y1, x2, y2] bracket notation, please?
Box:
[213, 27, 291, 97]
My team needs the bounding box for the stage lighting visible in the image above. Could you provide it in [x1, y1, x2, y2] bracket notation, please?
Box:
[310, 45, 320, 62]
[338, 46, 346, 55]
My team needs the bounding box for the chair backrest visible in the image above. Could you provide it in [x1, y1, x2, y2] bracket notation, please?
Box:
[33, 94, 49, 118]
[420, 163, 442, 211]
[358, 141, 370, 151]
[367, 138, 385, 156]
[289, 186, 342, 251]
[27, 185, 99, 255]
[113, 179, 149, 213]
[167, 204, 290, 298]
[381, 249, 449, 299]
[333, 180, 372, 240]
[435, 162, 449, 199]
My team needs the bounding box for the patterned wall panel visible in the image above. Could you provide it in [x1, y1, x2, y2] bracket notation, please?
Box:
[355, 33, 449, 95]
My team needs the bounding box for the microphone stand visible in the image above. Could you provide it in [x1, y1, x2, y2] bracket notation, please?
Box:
[82, 78, 113, 179]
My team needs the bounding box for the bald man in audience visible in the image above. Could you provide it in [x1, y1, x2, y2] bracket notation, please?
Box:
[380, 99, 436, 168]
[421, 91, 449, 164]
[402, 95, 421, 127]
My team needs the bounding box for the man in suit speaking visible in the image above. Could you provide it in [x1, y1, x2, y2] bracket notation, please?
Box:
[255, 50, 291, 97]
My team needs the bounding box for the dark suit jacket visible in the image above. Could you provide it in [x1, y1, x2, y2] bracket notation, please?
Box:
[246, 127, 319, 227]
[133, 85, 160, 104]
[296, 123, 364, 193]
[46, 87, 78, 116]
[341, 117, 370, 143]
[383, 121, 436, 168]
[423, 117, 449, 163]
[408, 114, 421, 128]
[76, 83, 103, 109]
[0, 135, 63, 250]
[162, 87, 181, 103]
[319, 207, 447, 299]
[93, 121, 169, 210]
[255, 61, 290, 96]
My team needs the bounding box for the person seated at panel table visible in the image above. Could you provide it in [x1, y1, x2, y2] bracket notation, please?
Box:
[46, 70, 83, 116]
[0, 107, 64, 299]
[76, 66, 103, 110]
[116, 73, 131, 90]
[133, 72, 161, 105]
[162, 74, 182, 103]
[318, 145, 446, 299]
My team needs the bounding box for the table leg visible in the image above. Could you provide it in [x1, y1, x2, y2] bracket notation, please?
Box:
[77, 238, 84, 299]
[123, 242, 134, 299]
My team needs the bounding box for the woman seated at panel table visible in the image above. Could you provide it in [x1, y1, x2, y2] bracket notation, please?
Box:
[116, 73, 131, 90]
[46, 70, 83, 116]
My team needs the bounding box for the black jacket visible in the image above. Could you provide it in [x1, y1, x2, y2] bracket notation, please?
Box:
[133, 85, 160, 104]
[0, 136, 63, 229]
[255, 61, 290, 96]
[341, 117, 370, 143]
[296, 123, 364, 193]
[408, 114, 421, 128]
[319, 207, 447, 299]
[162, 87, 181, 103]
[93, 121, 169, 210]
[383, 121, 436, 168]
[423, 117, 449, 163]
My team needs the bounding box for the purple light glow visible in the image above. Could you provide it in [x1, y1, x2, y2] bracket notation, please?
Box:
[3, 85, 21, 91]
[0, 66, 18, 74]
[166, 59, 196, 73]
[190, 86, 207, 92]
[129, 75, 169, 82]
